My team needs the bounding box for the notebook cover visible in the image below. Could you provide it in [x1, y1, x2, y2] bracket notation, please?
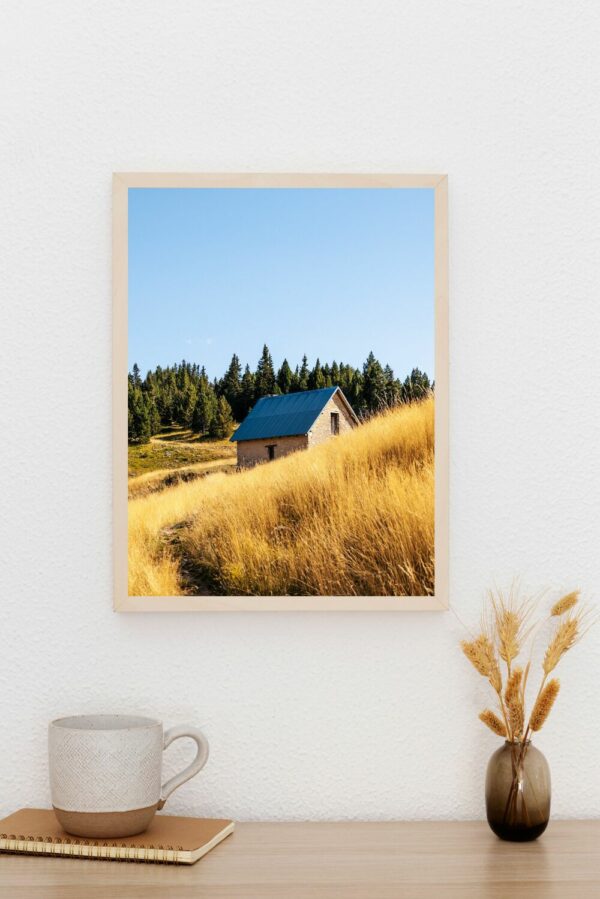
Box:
[0, 808, 234, 862]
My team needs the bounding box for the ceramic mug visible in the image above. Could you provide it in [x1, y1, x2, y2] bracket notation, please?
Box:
[49, 715, 209, 838]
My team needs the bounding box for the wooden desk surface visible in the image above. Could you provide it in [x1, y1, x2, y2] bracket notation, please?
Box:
[1, 820, 599, 899]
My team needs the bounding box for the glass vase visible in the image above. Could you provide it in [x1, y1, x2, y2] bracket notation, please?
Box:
[485, 740, 551, 841]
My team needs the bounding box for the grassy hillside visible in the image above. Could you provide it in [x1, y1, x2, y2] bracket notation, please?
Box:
[128, 428, 236, 478]
[128, 397, 434, 597]
[128, 457, 238, 500]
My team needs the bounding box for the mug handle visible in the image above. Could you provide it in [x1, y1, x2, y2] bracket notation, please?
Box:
[157, 725, 210, 810]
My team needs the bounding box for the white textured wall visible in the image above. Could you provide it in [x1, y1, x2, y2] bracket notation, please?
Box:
[1, 1, 599, 821]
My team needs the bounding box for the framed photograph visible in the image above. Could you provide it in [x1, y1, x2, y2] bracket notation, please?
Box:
[113, 174, 448, 611]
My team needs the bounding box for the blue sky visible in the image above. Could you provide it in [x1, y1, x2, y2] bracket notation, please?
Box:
[128, 187, 434, 381]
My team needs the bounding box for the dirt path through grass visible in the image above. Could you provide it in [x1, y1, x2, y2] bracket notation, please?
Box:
[160, 522, 215, 595]
[129, 429, 236, 478]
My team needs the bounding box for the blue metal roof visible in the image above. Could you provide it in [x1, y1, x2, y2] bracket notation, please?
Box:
[231, 387, 340, 442]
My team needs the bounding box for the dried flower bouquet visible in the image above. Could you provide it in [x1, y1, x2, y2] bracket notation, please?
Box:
[461, 589, 591, 836]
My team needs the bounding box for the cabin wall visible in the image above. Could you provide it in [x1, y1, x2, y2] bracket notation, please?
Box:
[308, 392, 356, 447]
[237, 434, 309, 467]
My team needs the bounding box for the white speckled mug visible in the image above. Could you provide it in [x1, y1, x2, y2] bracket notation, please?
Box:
[49, 715, 209, 838]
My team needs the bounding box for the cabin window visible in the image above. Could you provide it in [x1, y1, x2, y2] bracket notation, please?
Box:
[330, 412, 340, 435]
[266, 444, 276, 460]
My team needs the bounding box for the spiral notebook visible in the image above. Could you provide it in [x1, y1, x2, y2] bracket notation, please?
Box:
[0, 808, 234, 865]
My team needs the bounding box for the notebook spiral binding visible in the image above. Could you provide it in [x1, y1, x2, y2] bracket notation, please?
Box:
[0, 833, 184, 863]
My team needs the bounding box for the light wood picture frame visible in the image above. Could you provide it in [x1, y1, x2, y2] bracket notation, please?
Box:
[113, 173, 448, 611]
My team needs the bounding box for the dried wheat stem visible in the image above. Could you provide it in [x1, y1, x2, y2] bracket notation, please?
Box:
[550, 591, 579, 617]
[543, 615, 580, 675]
[529, 679, 560, 731]
[505, 667, 524, 740]
[520, 660, 531, 707]
[479, 710, 507, 737]
[461, 635, 510, 734]
[517, 614, 577, 747]
[490, 588, 536, 677]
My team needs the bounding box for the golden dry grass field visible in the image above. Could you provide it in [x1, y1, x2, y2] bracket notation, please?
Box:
[128, 397, 434, 597]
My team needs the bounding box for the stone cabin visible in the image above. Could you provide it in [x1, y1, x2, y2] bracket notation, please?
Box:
[231, 386, 359, 468]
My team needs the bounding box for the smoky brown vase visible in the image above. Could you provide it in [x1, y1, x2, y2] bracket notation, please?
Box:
[485, 741, 551, 841]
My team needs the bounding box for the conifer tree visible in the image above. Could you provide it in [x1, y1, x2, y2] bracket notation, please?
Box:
[209, 396, 234, 438]
[192, 383, 217, 433]
[127, 380, 156, 443]
[222, 353, 242, 419]
[239, 364, 255, 419]
[276, 358, 293, 394]
[297, 354, 309, 390]
[402, 367, 431, 403]
[180, 383, 197, 428]
[346, 369, 363, 411]
[384, 364, 401, 406]
[308, 358, 325, 390]
[362, 351, 388, 413]
[146, 392, 161, 435]
[254, 344, 276, 398]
